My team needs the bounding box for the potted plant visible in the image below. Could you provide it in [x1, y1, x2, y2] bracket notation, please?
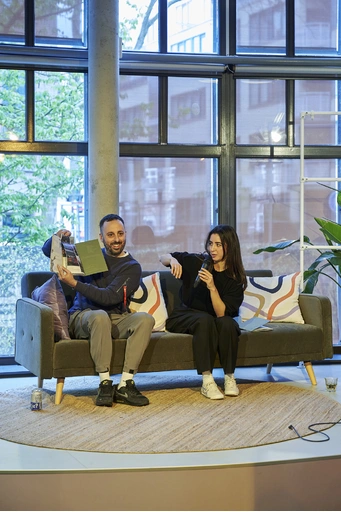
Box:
[254, 217, 341, 294]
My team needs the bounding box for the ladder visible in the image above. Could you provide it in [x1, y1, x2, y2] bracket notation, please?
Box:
[300, 110, 341, 289]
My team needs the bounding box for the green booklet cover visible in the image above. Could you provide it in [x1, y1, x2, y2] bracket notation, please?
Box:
[74, 239, 108, 275]
[50, 235, 108, 276]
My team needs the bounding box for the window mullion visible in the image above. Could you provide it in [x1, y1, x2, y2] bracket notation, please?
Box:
[25, 0, 34, 47]
[286, 0, 295, 57]
[26, 70, 34, 142]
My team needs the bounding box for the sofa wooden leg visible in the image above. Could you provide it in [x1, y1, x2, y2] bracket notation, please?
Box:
[55, 378, 65, 405]
[304, 361, 317, 385]
[38, 377, 43, 388]
[266, 363, 273, 374]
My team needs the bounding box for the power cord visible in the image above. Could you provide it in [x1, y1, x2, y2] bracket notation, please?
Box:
[288, 420, 341, 442]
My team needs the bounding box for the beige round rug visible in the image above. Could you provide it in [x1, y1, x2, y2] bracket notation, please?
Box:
[1, 378, 341, 454]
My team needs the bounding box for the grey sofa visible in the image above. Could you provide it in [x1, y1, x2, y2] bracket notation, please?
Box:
[15, 269, 333, 404]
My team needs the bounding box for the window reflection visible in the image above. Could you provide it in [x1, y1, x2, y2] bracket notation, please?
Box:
[168, 77, 218, 144]
[119, 0, 218, 54]
[237, 158, 339, 340]
[35, 0, 85, 47]
[0, 0, 25, 45]
[168, 0, 217, 54]
[295, 81, 338, 145]
[120, 0, 159, 51]
[295, 0, 337, 54]
[236, 79, 286, 145]
[237, 0, 286, 54]
[119, 75, 158, 143]
[119, 157, 218, 270]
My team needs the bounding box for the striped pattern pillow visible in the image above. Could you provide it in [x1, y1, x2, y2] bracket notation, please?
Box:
[130, 272, 168, 331]
[239, 272, 304, 324]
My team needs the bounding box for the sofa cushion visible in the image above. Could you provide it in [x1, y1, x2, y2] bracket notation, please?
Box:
[239, 272, 305, 324]
[31, 274, 71, 341]
[130, 272, 168, 331]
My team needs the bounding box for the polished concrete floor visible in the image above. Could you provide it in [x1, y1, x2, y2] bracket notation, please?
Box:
[1, 362, 341, 473]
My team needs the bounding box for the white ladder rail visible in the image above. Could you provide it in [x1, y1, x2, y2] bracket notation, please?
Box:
[300, 111, 341, 291]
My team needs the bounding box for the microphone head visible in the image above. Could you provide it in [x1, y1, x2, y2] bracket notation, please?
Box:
[201, 257, 211, 270]
[193, 256, 212, 288]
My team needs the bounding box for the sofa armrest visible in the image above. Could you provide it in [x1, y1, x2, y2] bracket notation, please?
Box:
[298, 293, 333, 358]
[15, 298, 55, 379]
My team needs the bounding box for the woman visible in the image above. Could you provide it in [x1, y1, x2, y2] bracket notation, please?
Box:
[160, 225, 247, 400]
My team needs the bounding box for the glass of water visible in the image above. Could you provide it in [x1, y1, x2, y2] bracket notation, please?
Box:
[325, 377, 338, 392]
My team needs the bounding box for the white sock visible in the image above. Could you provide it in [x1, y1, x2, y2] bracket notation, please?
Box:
[99, 371, 110, 383]
[118, 371, 134, 389]
[225, 373, 234, 379]
[202, 373, 214, 385]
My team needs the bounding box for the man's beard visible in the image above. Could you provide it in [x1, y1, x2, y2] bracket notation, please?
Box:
[103, 240, 126, 257]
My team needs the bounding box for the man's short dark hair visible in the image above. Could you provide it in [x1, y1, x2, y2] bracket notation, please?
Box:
[99, 214, 125, 232]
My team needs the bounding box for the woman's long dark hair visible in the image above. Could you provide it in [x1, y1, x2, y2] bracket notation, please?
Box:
[204, 224, 247, 290]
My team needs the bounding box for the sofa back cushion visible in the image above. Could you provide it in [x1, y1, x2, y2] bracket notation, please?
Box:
[22, 269, 273, 318]
[131, 272, 168, 331]
[239, 272, 305, 324]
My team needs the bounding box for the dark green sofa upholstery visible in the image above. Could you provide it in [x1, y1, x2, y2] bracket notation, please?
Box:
[15, 269, 333, 404]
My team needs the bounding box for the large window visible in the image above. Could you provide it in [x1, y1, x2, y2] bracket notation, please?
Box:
[2, 0, 341, 361]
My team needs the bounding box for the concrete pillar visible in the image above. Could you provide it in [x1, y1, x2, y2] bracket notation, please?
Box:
[88, 0, 119, 239]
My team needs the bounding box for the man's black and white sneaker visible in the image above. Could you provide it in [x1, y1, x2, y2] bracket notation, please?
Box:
[96, 379, 114, 407]
[114, 379, 149, 406]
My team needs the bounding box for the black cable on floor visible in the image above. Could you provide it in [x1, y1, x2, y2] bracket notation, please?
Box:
[288, 420, 341, 442]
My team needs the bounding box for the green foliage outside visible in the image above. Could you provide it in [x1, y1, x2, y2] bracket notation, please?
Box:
[0, 69, 84, 356]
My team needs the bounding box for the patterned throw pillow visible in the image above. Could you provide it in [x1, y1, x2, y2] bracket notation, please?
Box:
[31, 274, 71, 341]
[239, 272, 305, 324]
[130, 272, 168, 331]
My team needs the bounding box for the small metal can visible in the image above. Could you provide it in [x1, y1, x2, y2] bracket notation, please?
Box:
[30, 389, 43, 411]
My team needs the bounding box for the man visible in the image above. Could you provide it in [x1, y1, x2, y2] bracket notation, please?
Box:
[42, 214, 155, 407]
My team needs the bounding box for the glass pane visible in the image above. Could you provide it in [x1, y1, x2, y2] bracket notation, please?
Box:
[168, 77, 218, 144]
[119, 0, 159, 52]
[168, 0, 218, 54]
[236, 158, 339, 341]
[236, 0, 285, 55]
[35, 71, 85, 142]
[119, 157, 218, 270]
[0, 69, 25, 141]
[295, 0, 337, 55]
[236, 79, 286, 145]
[0, 154, 84, 356]
[295, 81, 338, 145]
[119, 75, 158, 143]
[0, 0, 25, 45]
[35, 0, 85, 47]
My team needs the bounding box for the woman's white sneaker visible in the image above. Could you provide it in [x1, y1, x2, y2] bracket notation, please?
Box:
[201, 380, 224, 400]
[224, 375, 239, 396]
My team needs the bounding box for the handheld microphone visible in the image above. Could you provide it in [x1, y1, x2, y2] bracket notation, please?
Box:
[193, 257, 212, 288]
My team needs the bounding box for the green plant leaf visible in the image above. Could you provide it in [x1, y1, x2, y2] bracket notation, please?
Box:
[302, 269, 320, 294]
[307, 251, 341, 271]
[253, 236, 310, 254]
[314, 217, 341, 245]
